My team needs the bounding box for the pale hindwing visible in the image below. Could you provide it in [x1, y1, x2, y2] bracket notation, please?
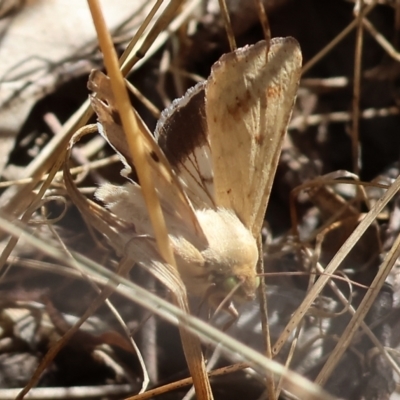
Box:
[155, 83, 215, 209]
[205, 38, 302, 237]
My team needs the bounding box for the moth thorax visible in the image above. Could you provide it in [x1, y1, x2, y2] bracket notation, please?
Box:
[197, 208, 259, 301]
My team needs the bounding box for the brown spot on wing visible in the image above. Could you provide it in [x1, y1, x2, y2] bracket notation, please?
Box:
[150, 150, 159, 163]
[111, 109, 122, 126]
[254, 134, 264, 145]
[226, 90, 252, 119]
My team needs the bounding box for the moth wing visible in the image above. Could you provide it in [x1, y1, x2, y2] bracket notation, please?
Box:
[155, 83, 215, 210]
[205, 38, 302, 237]
[88, 70, 205, 240]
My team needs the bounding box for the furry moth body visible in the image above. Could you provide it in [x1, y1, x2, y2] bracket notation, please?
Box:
[89, 38, 302, 307]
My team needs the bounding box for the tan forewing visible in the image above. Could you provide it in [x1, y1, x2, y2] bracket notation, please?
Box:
[205, 38, 302, 237]
[88, 70, 205, 239]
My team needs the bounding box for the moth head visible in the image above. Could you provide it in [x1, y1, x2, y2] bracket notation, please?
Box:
[205, 251, 260, 307]
[196, 208, 260, 306]
[224, 273, 260, 301]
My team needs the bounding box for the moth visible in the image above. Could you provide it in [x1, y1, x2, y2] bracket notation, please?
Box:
[88, 38, 302, 308]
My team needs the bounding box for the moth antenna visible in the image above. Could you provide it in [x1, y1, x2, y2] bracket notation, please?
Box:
[254, 0, 271, 52]
[218, 0, 237, 51]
